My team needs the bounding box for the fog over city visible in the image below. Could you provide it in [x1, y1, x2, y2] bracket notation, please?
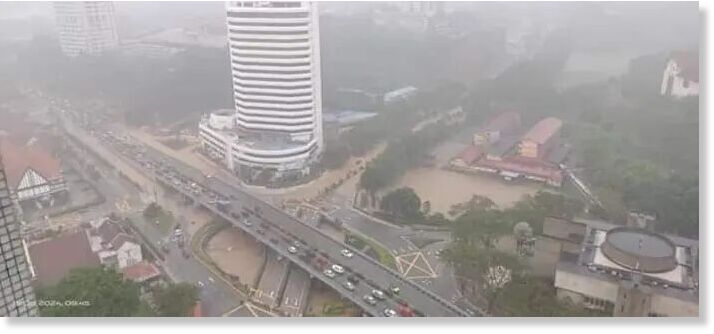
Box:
[0, 0, 701, 321]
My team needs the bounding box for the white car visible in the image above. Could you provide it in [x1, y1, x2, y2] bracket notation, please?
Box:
[242, 219, 253, 227]
[383, 308, 397, 317]
[287, 246, 298, 254]
[342, 281, 355, 291]
[323, 269, 336, 278]
[331, 264, 345, 274]
[340, 249, 354, 258]
[363, 295, 377, 305]
[371, 289, 385, 300]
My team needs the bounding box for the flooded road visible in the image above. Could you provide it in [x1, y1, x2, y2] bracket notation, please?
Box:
[394, 167, 543, 215]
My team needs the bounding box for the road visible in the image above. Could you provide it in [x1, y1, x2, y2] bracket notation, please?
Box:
[61, 113, 469, 317]
[280, 267, 311, 317]
[255, 250, 290, 309]
[321, 193, 483, 315]
[60, 122, 245, 317]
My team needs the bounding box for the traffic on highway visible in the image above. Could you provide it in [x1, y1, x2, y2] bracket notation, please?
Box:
[61, 112, 469, 317]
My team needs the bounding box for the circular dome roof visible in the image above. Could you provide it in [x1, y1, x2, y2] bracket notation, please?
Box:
[601, 227, 677, 273]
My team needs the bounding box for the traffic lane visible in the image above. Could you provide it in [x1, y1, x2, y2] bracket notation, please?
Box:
[225, 196, 457, 316]
[280, 267, 311, 317]
[256, 251, 289, 308]
[174, 169, 462, 316]
[106, 135, 463, 317]
[162, 241, 242, 316]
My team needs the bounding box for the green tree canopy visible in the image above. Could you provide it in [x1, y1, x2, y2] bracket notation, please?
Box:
[152, 282, 199, 317]
[37, 267, 148, 317]
[379, 187, 424, 223]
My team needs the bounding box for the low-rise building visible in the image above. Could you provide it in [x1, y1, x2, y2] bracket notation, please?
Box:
[383, 86, 418, 104]
[88, 220, 143, 269]
[552, 217, 698, 317]
[0, 139, 67, 205]
[122, 261, 161, 286]
[27, 230, 101, 287]
[660, 51, 699, 99]
[518, 117, 562, 159]
[473, 111, 521, 145]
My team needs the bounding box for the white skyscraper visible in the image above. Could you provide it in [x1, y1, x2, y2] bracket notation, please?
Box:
[199, 1, 323, 184]
[53, 1, 119, 57]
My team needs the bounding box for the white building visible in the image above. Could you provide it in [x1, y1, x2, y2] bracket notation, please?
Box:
[0, 139, 67, 204]
[88, 220, 143, 269]
[199, 2, 323, 183]
[383, 86, 418, 104]
[53, 1, 119, 57]
[552, 218, 698, 317]
[660, 51, 699, 99]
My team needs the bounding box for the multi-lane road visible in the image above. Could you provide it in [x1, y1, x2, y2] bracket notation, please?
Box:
[61, 113, 470, 317]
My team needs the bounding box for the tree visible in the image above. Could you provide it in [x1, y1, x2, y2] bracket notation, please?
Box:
[143, 202, 162, 219]
[422, 200, 431, 216]
[495, 275, 607, 316]
[379, 187, 424, 223]
[152, 282, 199, 317]
[37, 267, 148, 316]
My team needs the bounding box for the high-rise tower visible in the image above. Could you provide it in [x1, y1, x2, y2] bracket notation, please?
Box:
[53, 1, 119, 57]
[0, 155, 38, 316]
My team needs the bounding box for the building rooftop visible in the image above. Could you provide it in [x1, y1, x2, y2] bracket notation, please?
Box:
[487, 135, 520, 158]
[671, 50, 699, 83]
[558, 217, 698, 301]
[0, 139, 62, 190]
[28, 231, 101, 287]
[455, 146, 483, 165]
[522, 117, 562, 145]
[122, 261, 161, 283]
[481, 111, 521, 133]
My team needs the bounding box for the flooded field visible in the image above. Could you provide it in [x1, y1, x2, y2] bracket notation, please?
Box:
[394, 167, 543, 214]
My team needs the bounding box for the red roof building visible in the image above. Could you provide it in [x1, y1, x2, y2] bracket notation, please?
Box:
[451, 146, 484, 166]
[671, 51, 699, 83]
[483, 111, 522, 133]
[518, 117, 562, 159]
[661, 50, 699, 98]
[474, 112, 522, 145]
[0, 139, 65, 202]
[122, 261, 161, 283]
[27, 231, 101, 287]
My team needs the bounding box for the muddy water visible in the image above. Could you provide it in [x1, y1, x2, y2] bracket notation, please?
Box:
[395, 167, 543, 214]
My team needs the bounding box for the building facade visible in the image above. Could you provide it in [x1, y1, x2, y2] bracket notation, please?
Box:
[53, 1, 119, 57]
[199, 1, 323, 185]
[552, 217, 699, 317]
[660, 51, 699, 99]
[0, 157, 38, 316]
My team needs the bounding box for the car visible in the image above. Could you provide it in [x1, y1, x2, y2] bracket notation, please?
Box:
[196, 281, 205, 288]
[342, 281, 355, 291]
[371, 289, 385, 300]
[323, 269, 336, 278]
[389, 285, 401, 295]
[242, 219, 253, 227]
[340, 249, 354, 258]
[287, 246, 298, 254]
[331, 264, 345, 274]
[256, 228, 266, 235]
[363, 295, 377, 305]
[347, 274, 360, 284]
[382, 308, 397, 317]
[269, 238, 279, 244]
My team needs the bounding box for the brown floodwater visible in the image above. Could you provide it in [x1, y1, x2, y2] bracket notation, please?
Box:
[394, 167, 543, 214]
